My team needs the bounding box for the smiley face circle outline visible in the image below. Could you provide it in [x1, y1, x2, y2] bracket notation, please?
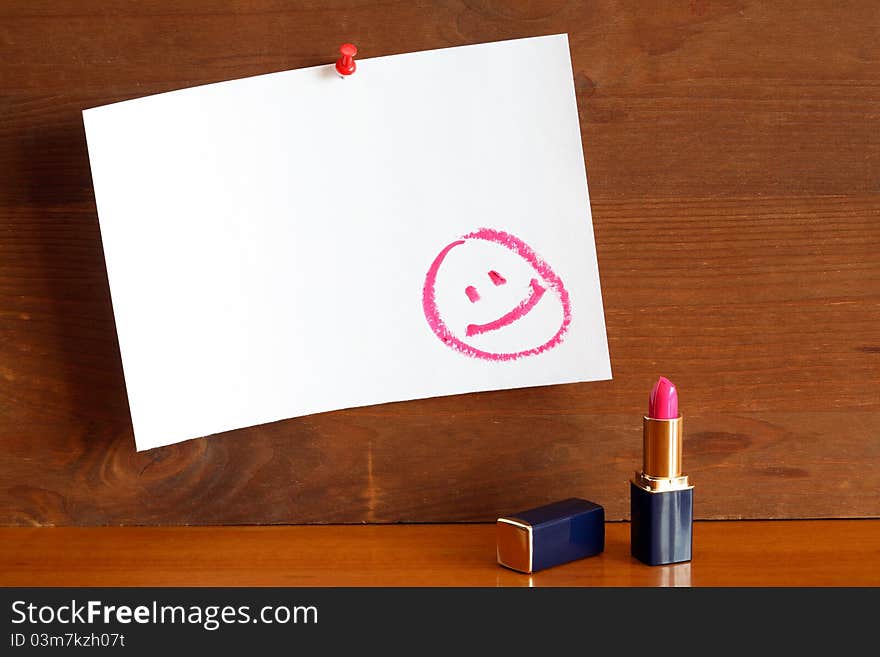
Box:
[422, 227, 572, 361]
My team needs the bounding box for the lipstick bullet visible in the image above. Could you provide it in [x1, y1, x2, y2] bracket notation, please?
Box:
[631, 376, 694, 565]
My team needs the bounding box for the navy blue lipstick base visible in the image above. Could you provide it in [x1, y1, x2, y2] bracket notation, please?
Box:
[630, 482, 693, 566]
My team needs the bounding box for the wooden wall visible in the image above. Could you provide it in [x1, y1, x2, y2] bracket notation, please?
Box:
[2, 1, 878, 525]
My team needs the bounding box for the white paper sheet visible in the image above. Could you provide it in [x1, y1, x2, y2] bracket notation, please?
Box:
[83, 34, 611, 450]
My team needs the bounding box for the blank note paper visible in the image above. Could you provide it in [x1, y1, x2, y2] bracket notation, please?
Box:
[83, 34, 611, 450]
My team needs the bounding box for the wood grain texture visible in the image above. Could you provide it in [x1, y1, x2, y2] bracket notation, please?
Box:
[1, 1, 878, 525]
[1, 521, 878, 586]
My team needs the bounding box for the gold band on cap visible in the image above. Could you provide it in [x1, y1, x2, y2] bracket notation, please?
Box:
[496, 517, 533, 573]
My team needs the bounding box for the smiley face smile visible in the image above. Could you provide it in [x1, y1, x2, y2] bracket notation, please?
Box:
[465, 278, 546, 337]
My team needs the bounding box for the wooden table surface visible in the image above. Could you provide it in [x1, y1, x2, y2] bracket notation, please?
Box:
[2, 2, 879, 526]
[2, 520, 878, 587]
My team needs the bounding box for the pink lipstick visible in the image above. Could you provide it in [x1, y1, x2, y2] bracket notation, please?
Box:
[631, 376, 694, 565]
[648, 376, 678, 420]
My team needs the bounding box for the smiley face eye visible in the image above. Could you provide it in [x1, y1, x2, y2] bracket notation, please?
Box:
[466, 272, 507, 302]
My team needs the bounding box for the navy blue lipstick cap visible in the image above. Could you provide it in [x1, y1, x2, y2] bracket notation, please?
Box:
[496, 498, 605, 573]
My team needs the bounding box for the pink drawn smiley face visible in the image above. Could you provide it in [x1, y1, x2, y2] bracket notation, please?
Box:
[423, 228, 571, 361]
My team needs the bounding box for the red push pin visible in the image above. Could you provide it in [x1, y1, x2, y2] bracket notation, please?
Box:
[335, 43, 357, 77]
